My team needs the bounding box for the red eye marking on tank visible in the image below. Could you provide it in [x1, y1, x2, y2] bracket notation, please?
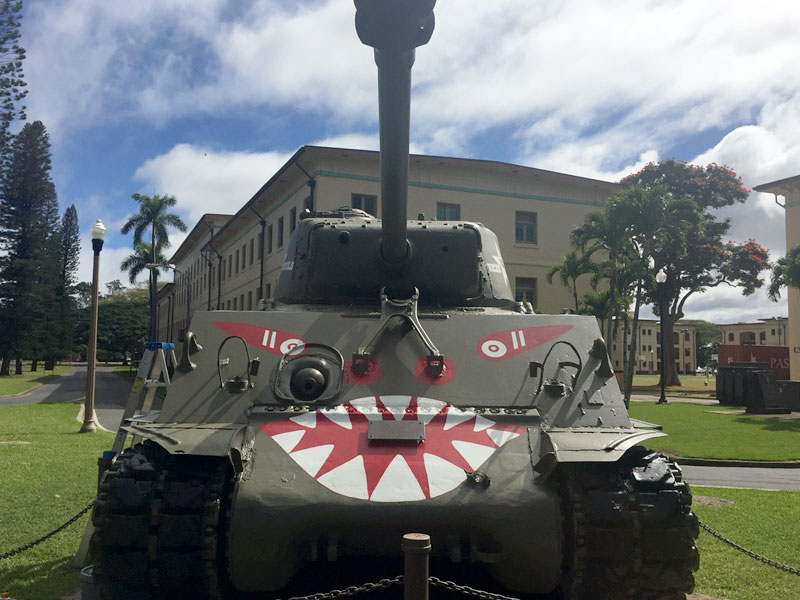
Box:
[476, 325, 573, 361]
[259, 396, 524, 502]
[414, 357, 455, 385]
[343, 359, 381, 384]
[211, 321, 306, 356]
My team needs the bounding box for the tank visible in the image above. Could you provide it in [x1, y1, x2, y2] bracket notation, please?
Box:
[90, 1, 699, 598]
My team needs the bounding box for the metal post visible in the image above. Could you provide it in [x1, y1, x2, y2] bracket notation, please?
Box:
[402, 533, 430, 600]
[656, 268, 668, 404]
[81, 222, 105, 433]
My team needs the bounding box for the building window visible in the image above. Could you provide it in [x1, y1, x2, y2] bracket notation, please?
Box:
[233, 297, 237, 310]
[249, 239, 254, 265]
[235, 250, 240, 274]
[771, 328, 776, 336]
[684, 331, 690, 342]
[266, 283, 271, 299]
[278, 217, 284, 247]
[760, 331, 766, 344]
[728, 332, 734, 342]
[258, 232, 263, 261]
[228, 255, 232, 276]
[241, 244, 246, 270]
[247, 291, 252, 310]
[685, 348, 691, 357]
[436, 202, 460, 221]
[290, 207, 297, 232]
[267, 225, 273, 254]
[352, 193, 376, 216]
[647, 329, 652, 336]
[515, 211, 537, 244]
[240, 294, 244, 310]
[226, 300, 230, 310]
[514, 277, 537, 307]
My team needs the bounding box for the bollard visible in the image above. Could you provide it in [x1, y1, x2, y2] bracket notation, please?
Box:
[402, 533, 431, 600]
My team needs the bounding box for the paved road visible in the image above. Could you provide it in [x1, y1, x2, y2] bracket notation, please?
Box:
[682, 464, 800, 491]
[1, 365, 131, 430]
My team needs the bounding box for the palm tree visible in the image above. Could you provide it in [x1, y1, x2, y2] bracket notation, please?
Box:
[121, 193, 187, 341]
[120, 242, 167, 285]
[546, 251, 592, 313]
[767, 245, 800, 301]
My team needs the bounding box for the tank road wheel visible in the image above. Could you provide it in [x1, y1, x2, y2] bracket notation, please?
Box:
[559, 446, 699, 600]
[91, 441, 232, 600]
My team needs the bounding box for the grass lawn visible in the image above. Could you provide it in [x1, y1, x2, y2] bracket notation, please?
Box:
[0, 365, 74, 397]
[692, 486, 800, 600]
[632, 373, 717, 398]
[0, 402, 114, 600]
[629, 401, 800, 461]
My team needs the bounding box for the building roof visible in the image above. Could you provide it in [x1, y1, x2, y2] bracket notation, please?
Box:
[168, 213, 232, 264]
[200, 145, 626, 254]
[753, 174, 800, 199]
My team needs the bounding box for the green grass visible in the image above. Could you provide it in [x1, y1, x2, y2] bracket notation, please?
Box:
[0, 402, 114, 600]
[629, 401, 800, 461]
[0, 365, 74, 397]
[692, 486, 800, 600]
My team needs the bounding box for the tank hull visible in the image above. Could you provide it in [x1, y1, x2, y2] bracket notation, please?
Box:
[227, 419, 562, 593]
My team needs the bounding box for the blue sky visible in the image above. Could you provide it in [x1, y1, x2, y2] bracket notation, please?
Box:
[20, 0, 800, 323]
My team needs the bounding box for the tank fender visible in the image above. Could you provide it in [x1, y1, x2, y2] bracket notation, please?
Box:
[119, 422, 246, 470]
[534, 428, 667, 477]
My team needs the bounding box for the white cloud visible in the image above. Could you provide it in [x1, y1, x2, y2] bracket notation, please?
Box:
[132, 143, 293, 222]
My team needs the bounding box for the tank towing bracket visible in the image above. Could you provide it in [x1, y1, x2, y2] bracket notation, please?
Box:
[353, 287, 445, 376]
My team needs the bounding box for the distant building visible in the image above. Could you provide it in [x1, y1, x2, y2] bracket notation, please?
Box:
[156, 146, 624, 342]
[719, 317, 789, 347]
[608, 319, 697, 375]
[754, 175, 800, 380]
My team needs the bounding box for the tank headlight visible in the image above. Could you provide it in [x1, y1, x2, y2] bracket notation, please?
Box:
[274, 344, 343, 403]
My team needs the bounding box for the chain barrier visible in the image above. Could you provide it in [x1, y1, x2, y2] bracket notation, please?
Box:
[0, 500, 94, 561]
[699, 520, 800, 576]
[276, 576, 403, 600]
[430, 576, 521, 600]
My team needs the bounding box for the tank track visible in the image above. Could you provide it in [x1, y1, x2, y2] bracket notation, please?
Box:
[559, 446, 700, 600]
[91, 442, 231, 600]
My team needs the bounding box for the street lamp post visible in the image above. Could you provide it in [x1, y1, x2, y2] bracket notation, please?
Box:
[80, 219, 106, 433]
[656, 267, 668, 404]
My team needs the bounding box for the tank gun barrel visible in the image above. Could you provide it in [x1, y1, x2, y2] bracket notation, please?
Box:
[355, 0, 435, 265]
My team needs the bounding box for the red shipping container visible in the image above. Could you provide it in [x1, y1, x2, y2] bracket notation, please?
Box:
[718, 345, 790, 380]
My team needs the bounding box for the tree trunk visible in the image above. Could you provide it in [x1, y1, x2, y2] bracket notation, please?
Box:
[0, 354, 10, 376]
[15, 357, 22, 374]
[31, 359, 38, 371]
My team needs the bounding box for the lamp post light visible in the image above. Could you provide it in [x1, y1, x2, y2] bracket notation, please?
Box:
[656, 267, 668, 404]
[80, 219, 106, 433]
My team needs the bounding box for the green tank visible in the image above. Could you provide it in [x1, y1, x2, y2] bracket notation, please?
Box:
[90, 1, 699, 598]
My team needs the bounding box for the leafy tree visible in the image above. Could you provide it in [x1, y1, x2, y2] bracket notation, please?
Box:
[621, 160, 770, 386]
[105, 279, 125, 297]
[0, 0, 26, 172]
[120, 193, 186, 341]
[546, 251, 592, 313]
[54, 204, 80, 360]
[73, 289, 149, 362]
[680, 319, 721, 369]
[74, 281, 93, 309]
[0, 121, 58, 375]
[767, 245, 800, 301]
[578, 289, 613, 336]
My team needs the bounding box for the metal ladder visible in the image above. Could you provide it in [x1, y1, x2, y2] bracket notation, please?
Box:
[110, 341, 177, 453]
[75, 342, 177, 567]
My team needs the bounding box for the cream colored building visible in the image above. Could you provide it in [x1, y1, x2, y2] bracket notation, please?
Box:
[156, 146, 624, 342]
[754, 175, 800, 380]
[608, 319, 697, 375]
[719, 318, 789, 347]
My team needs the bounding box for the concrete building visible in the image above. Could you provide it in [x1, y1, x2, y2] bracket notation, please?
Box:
[156, 146, 624, 342]
[754, 175, 800, 380]
[719, 317, 789, 347]
[608, 319, 697, 375]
